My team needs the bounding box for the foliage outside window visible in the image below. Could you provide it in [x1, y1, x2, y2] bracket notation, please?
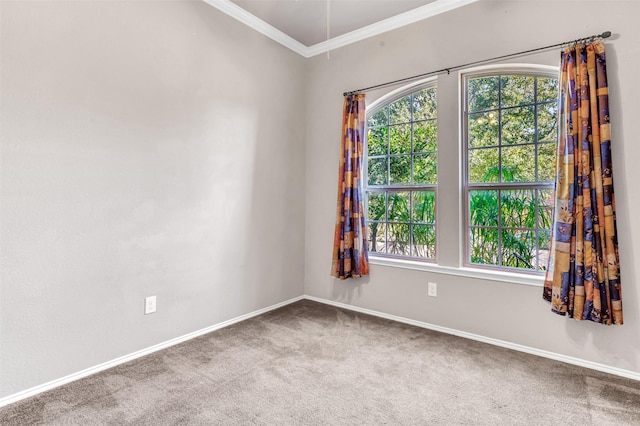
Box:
[365, 85, 437, 260]
[465, 72, 558, 271]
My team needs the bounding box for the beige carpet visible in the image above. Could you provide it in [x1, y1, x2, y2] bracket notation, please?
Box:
[2, 299, 640, 425]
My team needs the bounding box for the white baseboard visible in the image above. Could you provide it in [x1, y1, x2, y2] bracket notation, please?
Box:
[3, 293, 638, 409]
[303, 295, 640, 382]
[0, 296, 304, 409]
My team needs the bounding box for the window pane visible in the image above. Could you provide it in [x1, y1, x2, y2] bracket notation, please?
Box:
[468, 111, 499, 148]
[537, 229, 552, 270]
[388, 223, 410, 256]
[502, 106, 535, 145]
[387, 192, 410, 222]
[538, 142, 556, 181]
[538, 102, 558, 143]
[390, 155, 411, 185]
[412, 225, 435, 258]
[367, 192, 386, 222]
[502, 229, 535, 269]
[501, 189, 535, 228]
[468, 148, 499, 183]
[368, 222, 387, 254]
[468, 76, 499, 112]
[389, 95, 411, 124]
[538, 189, 554, 229]
[502, 144, 536, 182]
[469, 190, 499, 227]
[469, 227, 499, 265]
[412, 191, 435, 224]
[368, 157, 387, 185]
[501, 75, 534, 107]
[537, 77, 558, 103]
[413, 120, 437, 152]
[412, 88, 437, 120]
[368, 107, 388, 128]
[389, 123, 411, 154]
[368, 127, 387, 156]
[413, 153, 437, 184]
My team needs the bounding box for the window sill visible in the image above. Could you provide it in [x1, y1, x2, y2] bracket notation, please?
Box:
[368, 256, 544, 287]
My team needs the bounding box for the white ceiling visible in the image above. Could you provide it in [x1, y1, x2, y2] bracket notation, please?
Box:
[230, 0, 436, 47]
[204, 0, 479, 57]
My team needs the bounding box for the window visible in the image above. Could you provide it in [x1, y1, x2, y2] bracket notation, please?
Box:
[464, 71, 558, 272]
[364, 67, 558, 278]
[365, 83, 437, 260]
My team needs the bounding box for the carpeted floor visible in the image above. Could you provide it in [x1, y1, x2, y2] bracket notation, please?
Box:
[2, 299, 640, 425]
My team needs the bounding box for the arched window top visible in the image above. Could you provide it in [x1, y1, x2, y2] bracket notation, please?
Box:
[367, 77, 437, 117]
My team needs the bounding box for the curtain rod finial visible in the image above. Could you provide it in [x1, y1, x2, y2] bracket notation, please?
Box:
[601, 31, 612, 38]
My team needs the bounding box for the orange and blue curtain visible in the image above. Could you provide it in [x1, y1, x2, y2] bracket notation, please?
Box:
[332, 94, 369, 279]
[543, 41, 622, 325]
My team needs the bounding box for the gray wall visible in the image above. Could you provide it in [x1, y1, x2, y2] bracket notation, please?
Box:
[305, 0, 640, 374]
[0, 0, 306, 397]
[2, 0, 639, 402]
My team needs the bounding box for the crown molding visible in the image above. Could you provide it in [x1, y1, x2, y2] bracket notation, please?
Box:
[306, 0, 480, 57]
[202, 0, 309, 57]
[203, 0, 480, 59]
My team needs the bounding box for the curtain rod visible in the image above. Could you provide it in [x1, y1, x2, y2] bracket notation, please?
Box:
[343, 31, 612, 97]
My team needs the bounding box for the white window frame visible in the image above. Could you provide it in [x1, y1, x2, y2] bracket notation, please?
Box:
[365, 65, 559, 287]
[462, 65, 559, 275]
[364, 77, 438, 262]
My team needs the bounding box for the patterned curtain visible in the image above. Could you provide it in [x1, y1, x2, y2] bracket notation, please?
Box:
[543, 41, 622, 325]
[331, 94, 369, 279]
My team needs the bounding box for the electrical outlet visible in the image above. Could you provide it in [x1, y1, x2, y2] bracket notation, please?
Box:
[428, 282, 437, 297]
[145, 296, 157, 315]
